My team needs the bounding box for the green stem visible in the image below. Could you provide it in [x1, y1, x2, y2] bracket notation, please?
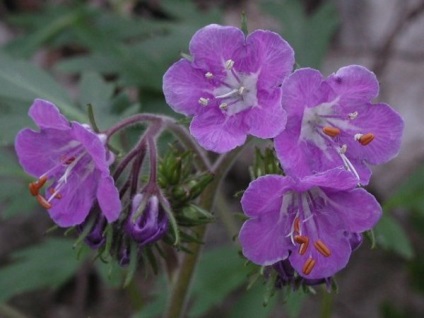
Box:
[163, 144, 249, 318]
[320, 290, 333, 318]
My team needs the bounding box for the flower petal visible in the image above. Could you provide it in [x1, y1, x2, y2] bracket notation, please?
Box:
[163, 59, 213, 116]
[189, 24, 245, 72]
[189, 108, 248, 153]
[299, 168, 358, 192]
[325, 188, 382, 233]
[29, 99, 71, 130]
[241, 175, 291, 218]
[340, 102, 404, 165]
[47, 170, 98, 227]
[243, 29, 294, 87]
[245, 88, 286, 138]
[71, 122, 108, 173]
[15, 128, 74, 176]
[327, 65, 379, 105]
[97, 174, 121, 223]
[239, 215, 291, 266]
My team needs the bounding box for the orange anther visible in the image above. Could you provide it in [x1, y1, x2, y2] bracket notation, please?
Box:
[314, 240, 331, 257]
[293, 217, 301, 234]
[29, 183, 38, 196]
[322, 126, 341, 137]
[299, 241, 309, 255]
[302, 257, 316, 275]
[294, 235, 309, 245]
[36, 194, 52, 209]
[358, 133, 375, 146]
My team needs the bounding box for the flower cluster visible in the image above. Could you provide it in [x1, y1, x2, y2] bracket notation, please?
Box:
[162, 24, 404, 281]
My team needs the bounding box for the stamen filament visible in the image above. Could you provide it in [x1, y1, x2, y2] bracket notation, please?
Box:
[302, 257, 316, 275]
[314, 240, 331, 257]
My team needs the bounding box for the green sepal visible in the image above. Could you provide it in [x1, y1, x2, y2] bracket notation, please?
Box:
[123, 241, 138, 288]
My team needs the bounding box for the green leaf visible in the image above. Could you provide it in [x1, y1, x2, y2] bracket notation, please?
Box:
[262, 0, 339, 68]
[0, 238, 83, 302]
[0, 53, 85, 122]
[374, 214, 414, 260]
[188, 246, 249, 317]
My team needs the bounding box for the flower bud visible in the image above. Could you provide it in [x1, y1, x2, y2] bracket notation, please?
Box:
[124, 194, 169, 246]
[77, 214, 107, 250]
[178, 204, 214, 226]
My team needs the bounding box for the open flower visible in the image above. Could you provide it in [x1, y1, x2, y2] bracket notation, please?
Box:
[124, 193, 169, 246]
[163, 24, 294, 153]
[274, 66, 404, 185]
[15, 99, 121, 227]
[239, 169, 382, 279]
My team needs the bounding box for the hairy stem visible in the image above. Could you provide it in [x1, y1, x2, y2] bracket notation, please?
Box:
[163, 144, 249, 318]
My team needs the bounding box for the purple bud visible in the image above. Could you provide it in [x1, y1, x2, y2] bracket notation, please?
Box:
[77, 214, 107, 249]
[124, 194, 169, 246]
[347, 232, 363, 252]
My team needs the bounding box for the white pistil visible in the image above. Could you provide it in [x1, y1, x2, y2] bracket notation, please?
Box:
[348, 111, 358, 120]
[224, 59, 234, 70]
[219, 103, 228, 110]
[205, 72, 213, 79]
[198, 97, 209, 106]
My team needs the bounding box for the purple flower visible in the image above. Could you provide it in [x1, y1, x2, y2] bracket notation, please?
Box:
[163, 24, 294, 153]
[274, 66, 404, 185]
[124, 194, 169, 246]
[239, 168, 382, 279]
[15, 99, 121, 227]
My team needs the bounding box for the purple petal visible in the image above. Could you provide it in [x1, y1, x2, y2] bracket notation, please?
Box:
[71, 122, 108, 173]
[327, 65, 379, 105]
[244, 88, 286, 138]
[340, 103, 404, 165]
[298, 168, 358, 192]
[47, 170, 98, 227]
[239, 215, 291, 266]
[14, 128, 74, 177]
[163, 59, 213, 116]
[29, 99, 71, 130]
[243, 29, 294, 87]
[241, 175, 292, 218]
[189, 24, 245, 72]
[97, 174, 121, 223]
[325, 188, 382, 233]
[189, 108, 248, 153]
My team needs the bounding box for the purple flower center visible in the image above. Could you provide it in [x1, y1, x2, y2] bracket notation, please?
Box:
[300, 99, 374, 181]
[28, 133, 106, 209]
[198, 59, 258, 116]
[283, 189, 332, 276]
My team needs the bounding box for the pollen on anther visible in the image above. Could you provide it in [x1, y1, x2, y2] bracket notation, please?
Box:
[348, 111, 358, 120]
[294, 235, 309, 245]
[29, 183, 38, 196]
[302, 257, 316, 275]
[224, 59, 234, 70]
[299, 240, 309, 255]
[198, 97, 209, 106]
[314, 240, 331, 257]
[357, 133, 375, 146]
[322, 126, 341, 137]
[294, 217, 301, 234]
[36, 194, 52, 209]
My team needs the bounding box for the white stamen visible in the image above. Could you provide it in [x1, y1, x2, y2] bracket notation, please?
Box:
[215, 88, 239, 99]
[205, 72, 213, 79]
[354, 133, 363, 141]
[198, 97, 209, 106]
[348, 111, 358, 120]
[238, 86, 246, 95]
[224, 59, 234, 70]
[339, 144, 348, 155]
[219, 103, 228, 110]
